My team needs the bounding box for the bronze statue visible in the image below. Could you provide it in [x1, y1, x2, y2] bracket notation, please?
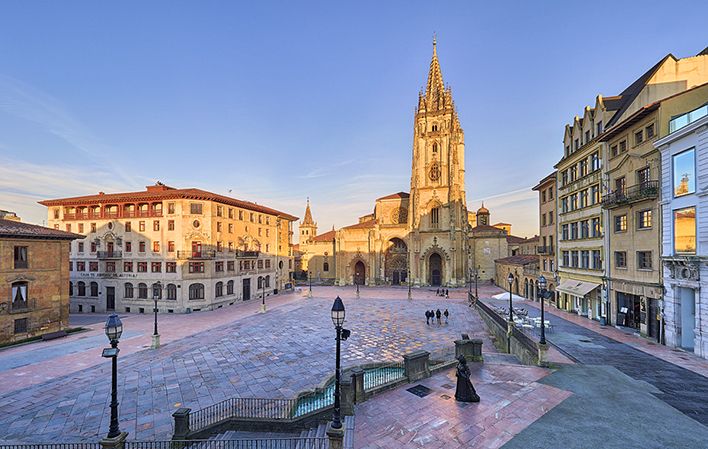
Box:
[455, 355, 480, 402]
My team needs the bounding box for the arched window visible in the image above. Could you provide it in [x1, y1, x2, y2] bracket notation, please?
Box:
[257, 276, 263, 289]
[215, 281, 223, 297]
[124, 283, 134, 298]
[11, 282, 28, 309]
[152, 283, 162, 299]
[432, 124, 438, 132]
[138, 283, 148, 299]
[166, 284, 177, 300]
[227, 280, 234, 295]
[432, 142, 438, 153]
[78, 281, 86, 296]
[323, 262, 329, 272]
[90, 282, 99, 297]
[69, 281, 73, 296]
[189, 283, 204, 300]
[265, 275, 270, 288]
[431, 207, 440, 228]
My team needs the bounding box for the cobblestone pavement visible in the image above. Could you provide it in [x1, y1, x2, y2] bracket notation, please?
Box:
[354, 362, 570, 449]
[0, 287, 493, 443]
[484, 296, 708, 427]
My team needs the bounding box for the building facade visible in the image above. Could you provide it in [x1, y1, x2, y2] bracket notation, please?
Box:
[0, 218, 79, 344]
[655, 105, 708, 358]
[40, 183, 297, 314]
[533, 172, 557, 302]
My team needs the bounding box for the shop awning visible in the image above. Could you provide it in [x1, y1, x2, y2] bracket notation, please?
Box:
[557, 280, 600, 297]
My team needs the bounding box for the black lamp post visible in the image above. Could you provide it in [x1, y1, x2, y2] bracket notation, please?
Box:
[261, 276, 267, 313]
[407, 268, 412, 300]
[308, 270, 312, 298]
[507, 272, 514, 353]
[355, 271, 360, 298]
[152, 281, 162, 349]
[102, 314, 123, 439]
[330, 296, 347, 429]
[538, 275, 548, 345]
[475, 265, 480, 300]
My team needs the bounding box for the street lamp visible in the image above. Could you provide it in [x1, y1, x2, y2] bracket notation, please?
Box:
[330, 296, 350, 430]
[308, 270, 312, 298]
[475, 265, 480, 301]
[355, 271, 360, 298]
[507, 272, 514, 353]
[261, 276, 267, 313]
[537, 275, 548, 345]
[102, 314, 123, 439]
[152, 281, 162, 349]
[407, 268, 412, 300]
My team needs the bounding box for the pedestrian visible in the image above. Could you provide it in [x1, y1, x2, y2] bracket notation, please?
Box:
[445, 289, 449, 298]
[436, 288, 440, 296]
[425, 310, 431, 325]
[430, 310, 435, 324]
[444, 309, 449, 324]
[436, 309, 442, 325]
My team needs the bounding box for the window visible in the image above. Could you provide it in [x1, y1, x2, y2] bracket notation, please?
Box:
[153, 220, 160, 231]
[570, 194, 577, 210]
[541, 190, 546, 203]
[14, 318, 28, 334]
[239, 210, 243, 220]
[168, 220, 175, 231]
[592, 217, 601, 237]
[13, 246, 28, 269]
[637, 167, 650, 186]
[226, 280, 234, 295]
[585, 130, 590, 143]
[571, 251, 578, 268]
[139, 221, 145, 232]
[548, 187, 553, 200]
[138, 283, 148, 299]
[645, 123, 655, 139]
[166, 284, 177, 300]
[562, 224, 569, 241]
[123, 261, 133, 272]
[615, 215, 627, 232]
[106, 261, 116, 272]
[217, 222, 223, 232]
[190, 203, 203, 214]
[637, 251, 652, 270]
[673, 148, 696, 197]
[189, 283, 204, 300]
[215, 281, 223, 297]
[590, 185, 600, 204]
[216, 261, 224, 272]
[597, 121, 603, 135]
[432, 124, 438, 132]
[562, 171, 568, 185]
[167, 241, 175, 253]
[77, 261, 86, 271]
[634, 129, 644, 145]
[139, 241, 146, 252]
[549, 213, 553, 225]
[78, 242, 85, 253]
[615, 177, 626, 195]
[611, 144, 619, 157]
[570, 222, 578, 240]
[78, 223, 84, 233]
[89, 261, 98, 272]
[579, 190, 588, 208]
[53, 208, 60, 219]
[580, 220, 589, 239]
[168, 203, 175, 214]
[189, 262, 205, 273]
[570, 166, 577, 181]
[151, 262, 162, 272]
[265, 276, 270, 288]
[638, 210, 652, 229]
[138, 262, 148, 272]
[166, 262, 177, 273]
[431, 207, 440, 228]
[124, 221, 131, 233]
[217, 206, 223, 217]
[153, 241, 160, 252]
[228, 208, 234, 219]
[579, 159, 588, 177]
[250, 213, 254, 222]
[574, 138, 579, 150]
[257, 276, 263, 289]
[125, 241, 131, 252]
[11, 282, 28, 309]
[91, 223, 96, 233]
[90, 282, 98, 297]
[561, 197, 568, 213]
[581, 250, 590, 269]
[152, 283, 162, 299]
[619, 140, 627, 153]
[591, 152, 601, 171]
[323, 262, 329, 272]
[227, 261, 235, 271]
[124, 283, 134, 298]
[90, 242, 97, 253]
[541, 214, 546, 226]
[615, 251, 627, 268]
[66, 223, 72, 232]
[77, 281, 86, 296]
[258, 259, 264, 269]
[674, 207, 696, 254]
[592, 250, 602, 270]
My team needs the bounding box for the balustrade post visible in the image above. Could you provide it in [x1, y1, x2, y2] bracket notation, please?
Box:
[340, 376, 354, 416]
[172, 407, 191, 440]
[351, 368, 365, 403]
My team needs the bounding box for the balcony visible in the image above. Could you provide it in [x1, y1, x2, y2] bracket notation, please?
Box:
[537, 246, 555, 255]
[96, 250, 122, 259]
[602, 181, 659, 209]
[177, 250, 216, 260]
[236, 250, 260, 258]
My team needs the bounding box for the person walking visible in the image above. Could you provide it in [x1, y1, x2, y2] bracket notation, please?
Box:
[436, 309, 442, 325]
[425, 310, 431, 325]
[436, 288, 440, 296]
[445, 289, 449, 298]
[444, 309, 449, 324]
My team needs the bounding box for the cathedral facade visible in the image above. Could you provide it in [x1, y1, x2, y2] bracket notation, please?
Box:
[299, 41, 470, 287]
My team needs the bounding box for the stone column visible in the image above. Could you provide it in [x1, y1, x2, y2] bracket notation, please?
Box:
[351, 368, 365, 403]
[172, 407, 191, 440]
[403, 350, 430, 381]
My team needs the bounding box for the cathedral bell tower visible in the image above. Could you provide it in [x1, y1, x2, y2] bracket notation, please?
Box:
[408, 38, 468, 287]
[299, 198, 317, 245]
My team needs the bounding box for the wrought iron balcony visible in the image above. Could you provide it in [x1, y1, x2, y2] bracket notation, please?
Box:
[96, 250, 122, 259]
[602, 181, 659, 209]
[537, 246, 555, 255]
[177, 250, 216, 260]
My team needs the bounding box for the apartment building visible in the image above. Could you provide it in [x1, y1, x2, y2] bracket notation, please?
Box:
[533, 172, 557, 302]
[39, 183, 297, 314]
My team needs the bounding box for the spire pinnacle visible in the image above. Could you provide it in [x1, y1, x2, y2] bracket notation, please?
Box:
[433, 33, 437, 55]
[303, 198, 315, 225]
[425, 36, 445, 107]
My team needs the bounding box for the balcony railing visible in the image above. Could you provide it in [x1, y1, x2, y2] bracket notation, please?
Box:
[177, 250, 217, 260]
[602, 181, 659, 209]
[96, 250, 122, 259]
[537, 246, 554, 255]
[236, 250, 260, 258]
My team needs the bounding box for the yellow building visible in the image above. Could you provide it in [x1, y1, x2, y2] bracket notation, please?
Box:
[40, 183, 297, 314]
[533, 172, 557, 301]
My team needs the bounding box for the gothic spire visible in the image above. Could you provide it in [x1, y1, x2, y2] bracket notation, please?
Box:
[302, 197, 315, 225]
[425, 36, 445, 101]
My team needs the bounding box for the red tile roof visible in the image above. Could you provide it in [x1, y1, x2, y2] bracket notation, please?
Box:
[506, 235, 528, 244]
[470, 224, 506, 234]
[343, 219, 376, 230]
[312, 229, 336, 242]
[376, 192, 409, 201]
[0, 219, 82, 240]
[494, 255, 538, 266]
[39, 184, 298, 221]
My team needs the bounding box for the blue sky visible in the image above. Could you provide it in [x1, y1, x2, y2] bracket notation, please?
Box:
[1, 1, 707, 237]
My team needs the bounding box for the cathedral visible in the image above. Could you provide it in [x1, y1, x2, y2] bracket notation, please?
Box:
[298, 40, 473, 287]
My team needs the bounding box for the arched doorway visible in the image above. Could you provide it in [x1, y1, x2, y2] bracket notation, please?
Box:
[385, 238, 408, 285]
[429, 253, 442, 286]
[353, 261, 365, 285]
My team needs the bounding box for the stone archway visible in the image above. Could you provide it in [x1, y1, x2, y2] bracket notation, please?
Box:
[353, 261, 366, 285]
[429, 253, 442, 286]
[385, 238, 408, 285]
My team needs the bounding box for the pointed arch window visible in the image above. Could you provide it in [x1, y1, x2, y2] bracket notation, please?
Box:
[431, 207, 440, 228]
[432, 143, 438, 153]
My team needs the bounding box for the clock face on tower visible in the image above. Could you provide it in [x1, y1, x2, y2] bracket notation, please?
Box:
[428, 163, 441, 182]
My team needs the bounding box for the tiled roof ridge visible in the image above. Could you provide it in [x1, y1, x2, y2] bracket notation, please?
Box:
[0, 218, 82, 240]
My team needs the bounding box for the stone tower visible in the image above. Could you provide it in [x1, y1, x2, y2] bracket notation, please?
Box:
[299, 198, 317, 245]
[408, 38, 468, 287]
